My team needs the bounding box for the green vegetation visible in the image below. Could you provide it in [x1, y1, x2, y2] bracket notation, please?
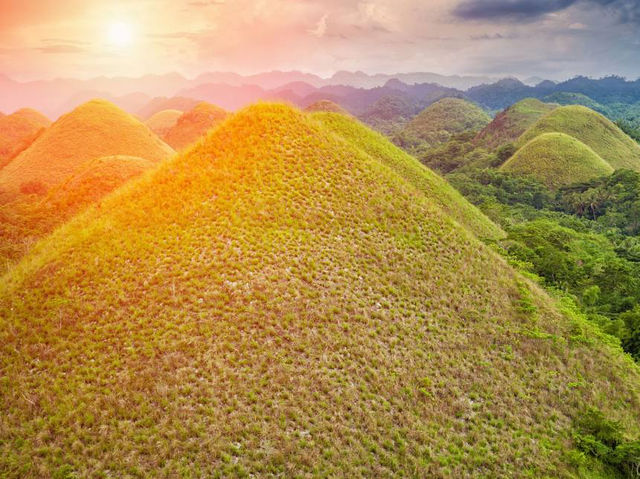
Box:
[163, 102, 228, 150]
[518, 105, 640, 171]
[398, 97, 491, 152]
[360, 95, 415, 135]
[0, 100, 173, 198]
[2, 103, 639, 477]
[475, 98, 557, 150]
[501, 133, 613, 189]
[311, 111, 504, 240]
[303, 99, 348, 114]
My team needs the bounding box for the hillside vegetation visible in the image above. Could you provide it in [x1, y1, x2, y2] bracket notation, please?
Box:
[1, 103, 639, 478]
[303, 100, 348, 114]
[163, 102, 228, 150]
[518, 105, 640, 171]
[400, 98, 491, 150]
[501, 133, 614, 188]
[0, 155, 157, 271]
[0, 108, 51, 168]
[145, 109, 183, 137]
[475, 98, 557, 150]
[311, 111, 504, 241]
[0, 100, 173, 198]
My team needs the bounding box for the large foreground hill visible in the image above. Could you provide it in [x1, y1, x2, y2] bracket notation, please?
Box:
[1, 104, 639, 477]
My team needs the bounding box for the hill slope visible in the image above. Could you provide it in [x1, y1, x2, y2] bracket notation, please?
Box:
[501, 133, 614, 188]
[1, 104, 639, 477]
[311, 111, 503, 240]
[402, 97, 491, 147]
[145, 109, 183, 137]
[163, 102, 229, 150]
[0, 108, 51, 168]
[475, 98, 557, 149]
[303, 99, 348, 114]
[0, 100, 173, 196]
[518, 105, 640, 171]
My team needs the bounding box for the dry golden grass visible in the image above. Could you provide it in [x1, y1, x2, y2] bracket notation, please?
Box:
[0, 108, 50, 169]
[1, 103, 638, 478]
[163, 102, 228, 150]
[0, 100, 174, 198]
[145, 109, 183, 137]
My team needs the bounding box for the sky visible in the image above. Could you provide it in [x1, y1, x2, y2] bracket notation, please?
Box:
[1, 0, 640, 81]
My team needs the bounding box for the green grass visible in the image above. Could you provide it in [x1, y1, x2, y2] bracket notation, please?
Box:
[402, 97, 491, 147]
[1, 103, 639, 477]
[518, 105, 640, 171]
[501, 133, 614, 188]
[475, 98, 557, 150]
[311, 111, 504, 241]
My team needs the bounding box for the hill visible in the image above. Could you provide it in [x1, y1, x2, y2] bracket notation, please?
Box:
[303, 99, 348, 114]
[501, 133, 614, 188]
[0, 108, 51, 168]
[310, 111, 503, 240]
[0, 156, 157, 270]
[401, 97, 491, 147]
[475, 98, 557, 149]
[163, 102, 229, 150]
[0, 100, 173, 197]
[138, 96, 201, 119]
[1, 103, 639, 477]
[542, 92, 605, 112]
[145, 109, 182, 137]
[518, 105, 640, 171]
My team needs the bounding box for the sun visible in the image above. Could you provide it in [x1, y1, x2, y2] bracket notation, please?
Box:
[107, 22, 133, 48]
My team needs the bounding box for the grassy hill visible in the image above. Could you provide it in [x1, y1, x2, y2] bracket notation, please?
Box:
[163, 102, 229, 150]
[0, 155, 157, 270]
[0, 108, 51, 169]
[0, 100, 173, 198]
[501, 132, 614, 188]
[138, 96, 200, 119]
[542, 92, 605, 112]
[518, 105, 640, 171]
[145, 109, 183, 137]
[311, 111, 503, 241]
[475, 98, 557, 150]
[303, 100, 348, 114]
[402, 98, 491, 147]
[1, 103, 639, 477]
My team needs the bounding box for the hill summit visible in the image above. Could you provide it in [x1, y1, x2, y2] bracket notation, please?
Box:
[475, 98, 557, 149]
[501, 132, 614, 188]
[518, 105, 640, 171]
[402, 97, 491, 147]
[303, 99, 349, 114]
[0, 108, 51, 168]
[1, 103, 638, 477]
[163, 102, 228, 150]
[145, 109, 183, 137]
[0, 100, 173, 196]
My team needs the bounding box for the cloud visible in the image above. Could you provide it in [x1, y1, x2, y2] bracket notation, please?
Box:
[452, 0, 640, 24]
[37, 44, 86, 54]
[453, 0, 577, 22]
[309, 13, 328, 37]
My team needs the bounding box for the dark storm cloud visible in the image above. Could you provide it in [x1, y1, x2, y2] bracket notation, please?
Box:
[453, 0, 640, 24]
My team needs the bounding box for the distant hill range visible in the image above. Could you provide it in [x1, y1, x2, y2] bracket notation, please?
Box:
[3, 72, 640, 126]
